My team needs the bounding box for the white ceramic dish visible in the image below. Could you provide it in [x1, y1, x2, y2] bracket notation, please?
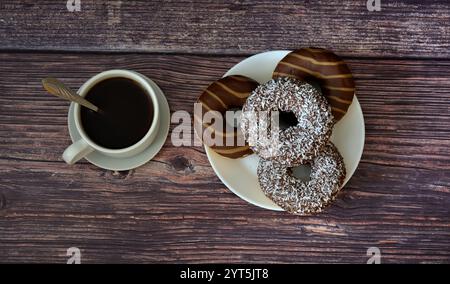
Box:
[204, 50, 365, 211]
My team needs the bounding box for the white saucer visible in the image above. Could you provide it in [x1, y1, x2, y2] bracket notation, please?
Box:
[68, 75, 170, 171]
[204, 50, 365, 211]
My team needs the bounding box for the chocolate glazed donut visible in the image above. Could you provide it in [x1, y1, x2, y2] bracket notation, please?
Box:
[273, 48, 355, 121]
[195, 75, 259, 158]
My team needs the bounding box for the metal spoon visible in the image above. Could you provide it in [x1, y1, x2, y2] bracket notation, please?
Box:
[42, 77, 100, 112]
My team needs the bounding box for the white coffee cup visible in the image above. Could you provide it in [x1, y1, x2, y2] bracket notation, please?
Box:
[63, 70, 160, 165]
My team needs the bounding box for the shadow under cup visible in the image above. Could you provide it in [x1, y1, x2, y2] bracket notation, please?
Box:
[79, 77, 155, 150]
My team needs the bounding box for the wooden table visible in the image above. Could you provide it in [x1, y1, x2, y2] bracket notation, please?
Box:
[0, 1, 449, 264]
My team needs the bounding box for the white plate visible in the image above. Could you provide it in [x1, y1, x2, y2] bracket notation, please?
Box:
[68, 75, 170, 171]
[204, 50, 365, 211]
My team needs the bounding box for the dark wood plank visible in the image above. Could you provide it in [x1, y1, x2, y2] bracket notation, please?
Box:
[0, 0, 450, 58]
[0, 52, 449, 263]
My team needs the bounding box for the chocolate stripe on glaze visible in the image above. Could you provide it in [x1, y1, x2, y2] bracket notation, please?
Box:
[287, 53, 345, 66]
[231, 75, 256, 82]
[207, 85, 246, 107]
[324, 88, 355, 97]
[195, 117, 246, 153]
[225, 75, 261, 92]
[205, 90, 228, 109]
[213, 146, 253, 159]
[301, 48, 341, 61]
[282, 52, 352, 76]
[196, 75, 259, 159]
[272, 71, 301, 79]
[198, 97, 227, 114]
[304, 47, 328, 53]
[327, 95, 353, 105]
[206, 76, 256, 108]
[323, 85, 355, 92]
[273, 71, 355, 89]
[327, 99, 352, 112]
[195, 108, 242, 141]
[277, 62, 353, 79]
[203, 123, 240, 138]
[322, 79, 355, 88]
[203, 128, 248, 153]
[213, 145, 250, 153]
[331, 107, 347, 115]
[213, 81, 251, 99]
[273, 48, 355, 121]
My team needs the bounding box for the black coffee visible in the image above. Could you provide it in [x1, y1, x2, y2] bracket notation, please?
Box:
[80, 77, 153, 149]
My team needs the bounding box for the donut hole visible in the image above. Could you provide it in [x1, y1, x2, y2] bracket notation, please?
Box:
[289, 164, 312, 182]
[275, 110, 298, 131]
[225, 107, 242, 129]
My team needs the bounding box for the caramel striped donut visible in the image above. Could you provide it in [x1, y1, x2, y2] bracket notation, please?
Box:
[273, 48, 355, 121]
[195, 75, 259, 158]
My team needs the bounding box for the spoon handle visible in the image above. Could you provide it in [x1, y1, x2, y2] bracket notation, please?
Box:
[42, 77, 99, 112]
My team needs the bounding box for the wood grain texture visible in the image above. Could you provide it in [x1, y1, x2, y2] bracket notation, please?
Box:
[0, 0, 450, 58]
[0, 52, 449, 263]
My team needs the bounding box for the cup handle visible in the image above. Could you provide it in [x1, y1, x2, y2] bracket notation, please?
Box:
[62, 139, 94, 165]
